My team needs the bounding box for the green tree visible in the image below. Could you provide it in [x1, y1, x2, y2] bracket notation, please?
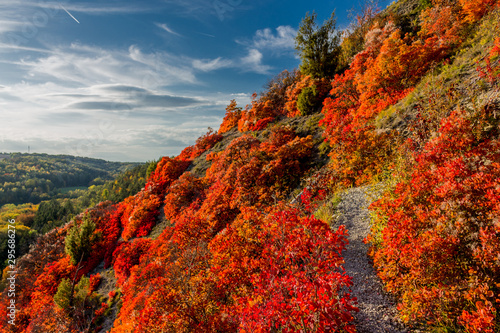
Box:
[146, 159, 159, 179]
[33, 199, 63, 231]
[297, 85, 321, 115]
[295, 11, 342, 78]
[54, 278, 73, 310]
[65, 214, 100, 265]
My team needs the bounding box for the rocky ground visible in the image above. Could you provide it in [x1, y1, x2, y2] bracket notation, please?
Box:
[332, 186, 421, 333]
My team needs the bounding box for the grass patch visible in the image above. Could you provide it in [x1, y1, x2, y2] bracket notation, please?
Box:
[314, 192, 342, 227]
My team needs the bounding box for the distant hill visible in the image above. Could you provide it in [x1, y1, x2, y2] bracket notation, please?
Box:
[0, 153, 139, 206]
[0, 159, 150, 274]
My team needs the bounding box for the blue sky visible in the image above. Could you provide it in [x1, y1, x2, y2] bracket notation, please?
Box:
[0, 0, 391, 162]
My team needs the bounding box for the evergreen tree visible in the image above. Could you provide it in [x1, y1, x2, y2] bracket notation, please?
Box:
[54, 278, 73, 310]
[65, 214, 100, 265]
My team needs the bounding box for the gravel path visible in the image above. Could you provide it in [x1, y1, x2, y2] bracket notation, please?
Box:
[333, 186, 411, 333]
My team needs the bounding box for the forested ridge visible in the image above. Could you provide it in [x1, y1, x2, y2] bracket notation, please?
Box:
[0, 153, 139, 206]
[1, 0, 500, 332]
[0, 155, 149, 274]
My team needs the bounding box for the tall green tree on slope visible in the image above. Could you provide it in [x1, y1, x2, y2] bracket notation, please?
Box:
[295, 11, 342, 78]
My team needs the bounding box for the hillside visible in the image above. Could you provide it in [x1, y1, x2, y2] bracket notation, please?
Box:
[0, 156, 148, 275]
[0, 153, 139, 206]
[1, 1, 499, 332]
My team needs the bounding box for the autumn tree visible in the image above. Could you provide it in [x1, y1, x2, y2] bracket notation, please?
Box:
[295, 11, 342, 78]
[219, 100, 243, 134]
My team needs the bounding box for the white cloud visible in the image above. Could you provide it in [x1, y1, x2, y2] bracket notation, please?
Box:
[252, 25, 297, 50]
[232, 25, 297, 75]
[240, 49, 271, 74]
[12, 44, 198, 89]
[236, 25, 297, 54]
[192, 57, 233, 72]
[155, 22, 182, 36]
[0, 19, 23, 34]
[0, 40, 255, 161]
[0, 43, 53, 53]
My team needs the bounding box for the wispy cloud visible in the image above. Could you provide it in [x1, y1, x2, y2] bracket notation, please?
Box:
[193, 57, 232, 72]
[14, 43, 198, 88]
[197, 32, 216, 38]
[0, 39, 254, 161]
[0, 43, 53, 53]
[155, 22, 181, 36]
[36, 2, 154, 15]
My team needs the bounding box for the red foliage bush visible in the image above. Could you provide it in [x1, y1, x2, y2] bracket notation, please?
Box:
[121, 191, 161, 241]
[75, 202, 122, 274]
[250, 117, 274, 131]
[89, 273, 102, 293]
[478, 37, 500, 86]
[145, 156, 190, 195]
[368, 108, 500, 331]
[321, 9, 468, 186]
[113, 238, 152, 287]
[234, 208, 357, 332]
[110, 126, 324, 332]
[238, 95, 277, 132]
[163, 172, 206, 220]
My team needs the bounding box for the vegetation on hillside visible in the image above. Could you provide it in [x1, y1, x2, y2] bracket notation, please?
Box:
[1, 0, 499, 332]
[0, 160, 150, 272]
[0, 153, 138, 206]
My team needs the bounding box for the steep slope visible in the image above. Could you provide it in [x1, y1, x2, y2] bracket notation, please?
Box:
[1, 1, 500, 332]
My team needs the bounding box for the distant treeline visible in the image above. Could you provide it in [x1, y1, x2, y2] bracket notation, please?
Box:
[0, 160, 152, 271]
[0, 153, 139, 205]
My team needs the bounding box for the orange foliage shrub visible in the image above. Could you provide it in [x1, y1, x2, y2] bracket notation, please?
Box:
[175, 128, 222, 162]
[459, 0, 500, 23]
[238, 95, 277, 132]
[206, 127, 313, 209]
[113, 238, 152, 287]
[89, 273, 102, 293]
[478, 37, 500, 86]
[249, 116, 274, 131]
[110, 126, 324, 332]
[321, 10, 467, 186]
[146, 156, 190, 195]
[236, 69, 299, 131]
[219, 99, 243, 134]
[0, 227, 68, 332]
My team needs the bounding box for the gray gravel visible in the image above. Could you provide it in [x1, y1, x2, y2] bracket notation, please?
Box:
[333, 186, 413, 333]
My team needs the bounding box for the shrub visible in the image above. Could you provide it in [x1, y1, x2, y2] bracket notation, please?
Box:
[368, 107, 500, 331]
[297, 85, 321, 116]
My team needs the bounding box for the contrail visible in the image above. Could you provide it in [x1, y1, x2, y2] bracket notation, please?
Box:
[197, 32, 215, 38]
[60, 5, 80, 24]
